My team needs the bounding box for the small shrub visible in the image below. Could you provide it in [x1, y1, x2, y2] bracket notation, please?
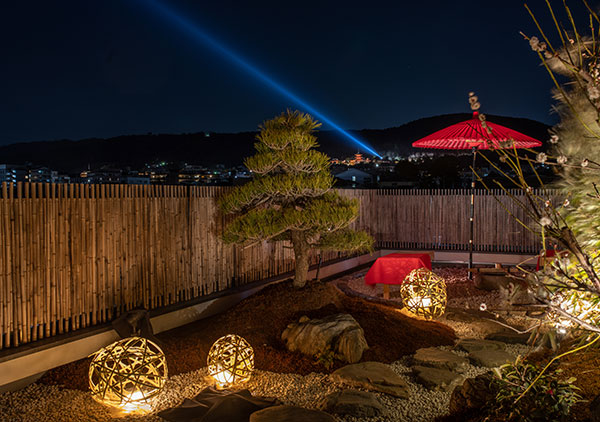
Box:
[486, 357, 582, 422]
[314, 346, 336, 370]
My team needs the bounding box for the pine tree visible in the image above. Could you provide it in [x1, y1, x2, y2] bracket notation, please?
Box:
[219, 110, 373, 288]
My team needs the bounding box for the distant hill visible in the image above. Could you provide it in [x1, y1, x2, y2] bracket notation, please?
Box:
[0, 113, 551, 172]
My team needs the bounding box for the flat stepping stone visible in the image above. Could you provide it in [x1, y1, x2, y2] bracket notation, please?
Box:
[456, 338, 505, 353]
[413, 347, 469, 371]
[250, 405, 335, 422]
[412, 365, 464, 392]
[330, 361, 410, 398]
[485, 331, 530, 344]
[468, 349, 514, 368]
[443, 308, 484, 323]
[321, 389, 386, 418]
[441, 310, 512, 336]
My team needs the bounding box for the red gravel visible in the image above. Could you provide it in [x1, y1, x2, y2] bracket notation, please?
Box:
[39, 279, 456, 391]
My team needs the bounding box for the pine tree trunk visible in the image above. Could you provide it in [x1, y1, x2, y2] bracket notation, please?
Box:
[291, 231, 309, 288]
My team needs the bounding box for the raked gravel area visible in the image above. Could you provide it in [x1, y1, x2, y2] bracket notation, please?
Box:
[0, 343, 529, 422]
[340, 267, 538, 340]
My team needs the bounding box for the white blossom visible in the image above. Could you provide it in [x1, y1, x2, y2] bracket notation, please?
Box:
[582, 159, 590, 167]
[529, 36, 547, 52]
[471, 101, 481, 111]
[591, 63, 600, 81]
[545, 200, 551, 208]
[536, 152, 548, 164]
[557, 155, 568, 165]
[563, 198, 570, 207]
[526, 186, 533, 194]
[588, 85, 600, 100]
[549, 134, 559, 144]
[479, 303, 487, 311]
[551, 295, 562, 306]
[540, 216, 552, 227]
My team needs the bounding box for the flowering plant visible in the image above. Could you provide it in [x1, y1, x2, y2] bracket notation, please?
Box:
[486, 357, 581, 422]
[472, 1, 600, 338]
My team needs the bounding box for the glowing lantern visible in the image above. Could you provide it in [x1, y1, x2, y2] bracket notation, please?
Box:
[400, 268, 447, 320]
[207, 334, 254, 389]
[89, 337, 168, 414]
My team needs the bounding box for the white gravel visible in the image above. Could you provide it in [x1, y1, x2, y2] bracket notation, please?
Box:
[0, 343, 528, 422]
[0, 266, 535, 422]
[340, 266, 540, 341]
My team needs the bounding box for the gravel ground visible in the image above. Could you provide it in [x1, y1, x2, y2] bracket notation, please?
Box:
[342, 267, 500, 310]
[0, 344, 528, 422]
[0, 266, 534, 422]
[342, 266, 538, 339]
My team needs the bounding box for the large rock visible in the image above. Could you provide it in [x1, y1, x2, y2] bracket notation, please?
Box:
[473, 271, 534, 306]
[456, 338, 505, 354]
[498, 279, 536, 305]
[413, 347, 469, 372]
[448, 374, 495, 415]
[474, 272, 512, 291]
[281, 313, 368, 364]
[412, 366, 464, 392]
[485, 330, 530, 344]
[250, 405, 335, 422]
[468, 349, 514, 368]
[321, 389, 386, 418]
[330, 362, 410, 398]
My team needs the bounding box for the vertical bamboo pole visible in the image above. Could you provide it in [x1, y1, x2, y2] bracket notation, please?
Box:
[1, 183, 11, 348]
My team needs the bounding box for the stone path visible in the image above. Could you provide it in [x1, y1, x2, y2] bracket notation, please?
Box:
[329, 361, 410, 399]
[0, 336, 530, 422]
[405, 337, 530, 395]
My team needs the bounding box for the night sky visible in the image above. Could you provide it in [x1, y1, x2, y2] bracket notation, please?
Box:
[0, 1, 589, 146]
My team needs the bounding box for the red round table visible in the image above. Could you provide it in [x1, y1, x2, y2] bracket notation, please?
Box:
[365, 253, 433, 299]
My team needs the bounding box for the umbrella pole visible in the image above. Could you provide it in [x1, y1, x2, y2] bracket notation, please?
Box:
[469, 147, 476, 279]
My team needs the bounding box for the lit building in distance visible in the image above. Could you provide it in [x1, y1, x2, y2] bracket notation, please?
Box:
[0, 164, 27, 183]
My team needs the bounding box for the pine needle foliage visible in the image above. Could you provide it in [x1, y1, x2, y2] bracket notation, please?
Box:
[219, 110, 373, 288]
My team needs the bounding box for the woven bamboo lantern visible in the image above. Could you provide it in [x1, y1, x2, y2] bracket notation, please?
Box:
[89, 337, 168, 414]
[207, 334, 254, 389]
[400, 268, 447, 320]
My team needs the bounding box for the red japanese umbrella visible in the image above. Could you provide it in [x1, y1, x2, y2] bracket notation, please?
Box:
[412, 111, 542, 274]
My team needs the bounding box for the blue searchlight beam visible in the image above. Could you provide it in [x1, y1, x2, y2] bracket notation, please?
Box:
[137, 0, 382, 158]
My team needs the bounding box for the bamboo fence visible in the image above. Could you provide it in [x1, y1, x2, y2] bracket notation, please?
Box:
[0, 183, 557, 350]
[340, 188, 557, 253]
